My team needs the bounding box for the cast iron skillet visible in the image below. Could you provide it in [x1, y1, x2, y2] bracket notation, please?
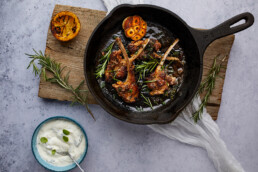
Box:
[84, 4, 254, 124]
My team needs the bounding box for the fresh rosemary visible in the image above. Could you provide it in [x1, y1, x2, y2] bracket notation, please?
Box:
[135, 106, 143, 112]
[95, 42, 115, 78]
[143, 80, 156, 83]
[26, 49, 95, 120]
[192, 54, 226, 122]
[112, 70, 121, 82]
[135, 57, 159, 81]
[141, 93, 153, 110]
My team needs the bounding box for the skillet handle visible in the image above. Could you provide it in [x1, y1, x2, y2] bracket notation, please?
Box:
[192, 12, 254, 55]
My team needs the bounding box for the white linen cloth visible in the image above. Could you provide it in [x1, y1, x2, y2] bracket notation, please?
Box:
[102, 0, 244, 171]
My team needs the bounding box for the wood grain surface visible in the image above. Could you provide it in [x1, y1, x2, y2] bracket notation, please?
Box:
[39, 4, 235, 120]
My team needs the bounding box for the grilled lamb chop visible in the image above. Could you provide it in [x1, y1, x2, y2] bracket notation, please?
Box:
[127, 40, 144, 54]
[112, 37, 150, 103]
[127, 39, 180, 62]
[127, 39, 161, 60]
[105, 50, 127, 83]
[152, 52, 180, 62]
[146, 39, 179, 96]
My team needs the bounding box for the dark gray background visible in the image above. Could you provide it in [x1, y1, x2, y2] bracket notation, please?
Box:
[0, 0, 257, 171]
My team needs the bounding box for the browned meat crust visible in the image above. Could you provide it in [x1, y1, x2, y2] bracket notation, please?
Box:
[105, 50, 127, 83]
[112, 37, 150, 103]
[146, 39, 179, 95]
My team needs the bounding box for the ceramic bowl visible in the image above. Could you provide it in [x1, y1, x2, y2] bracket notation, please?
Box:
[31, 116, 88, 171]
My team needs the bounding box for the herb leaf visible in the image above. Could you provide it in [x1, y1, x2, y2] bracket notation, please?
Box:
[135, 106, 143, 112]
[63, 129, 70, 135]
[63, 136, 69, 142]
[52, 149, 56, 155]
[193, 54, 227, 122]
[143, 80, 156, 83]
[172, 51, 180, 56]
[40, 137, 48, 143]
[95, 42, 115, 78]
[26, 50, 95, 120]
[141, 94, 153, 110]
[135, 57, 159, 81]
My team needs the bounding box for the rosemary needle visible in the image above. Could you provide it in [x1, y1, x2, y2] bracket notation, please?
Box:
[135, 57, 159, 81]
[192, 54, 227, 122]
[26, 49, 95, 120]
[95, 42, 115, 78]
[141, 93, 153, 110]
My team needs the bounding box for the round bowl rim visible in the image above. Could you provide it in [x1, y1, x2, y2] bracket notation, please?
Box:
[31, 116, 88, 171]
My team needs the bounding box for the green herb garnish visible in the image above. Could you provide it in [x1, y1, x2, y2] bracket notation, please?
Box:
[40, 137, 48, 143]
[26, 50, 95, 120]
[193, 55, 226, 122]
[141, 94, 153, 110]
[172, 51, 180, 56]
[140, 84, 150, 94]
[63, 129, 70, 135]
[63, 136, 69, 142]
[112, 70, 121, 82]
[135, 57, 159, 81]
[135, 106, 143, 112]
[52, 149, 56, 155]
[170, 86, 178, 99]
[100, 81, 105, 88]
[95, 42, 115, 78]
[143, 80, 156, 83]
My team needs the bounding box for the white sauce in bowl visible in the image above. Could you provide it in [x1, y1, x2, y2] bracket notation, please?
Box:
[36, 119, 86, 167]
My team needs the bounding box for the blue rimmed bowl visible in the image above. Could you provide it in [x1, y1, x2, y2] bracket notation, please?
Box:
[31, 116, 88, 171]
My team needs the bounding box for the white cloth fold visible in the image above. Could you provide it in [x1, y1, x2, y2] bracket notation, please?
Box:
[103, 0, 144, 13]
[148, 96, 244, 172]
[102, 0, 244, 171]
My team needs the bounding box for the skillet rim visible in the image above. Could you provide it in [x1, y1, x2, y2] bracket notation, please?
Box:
[84, 4, 203, 124]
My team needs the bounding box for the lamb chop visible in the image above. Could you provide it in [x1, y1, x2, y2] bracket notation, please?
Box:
[127, 40, 144, 54]
[128, 39, 180, 62]
[112, 37, 150, 103]
[104, 50, 127, 82]
[152, 52, 180, 62]
[127, 39, 161, 60]
[146, 39, 179, 96]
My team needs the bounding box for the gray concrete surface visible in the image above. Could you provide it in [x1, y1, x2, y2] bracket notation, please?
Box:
[0, 0, 257, 171]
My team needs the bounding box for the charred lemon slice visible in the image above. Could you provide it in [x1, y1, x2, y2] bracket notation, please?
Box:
[122, 15, 147, 41]
[51, 11, 81, 42]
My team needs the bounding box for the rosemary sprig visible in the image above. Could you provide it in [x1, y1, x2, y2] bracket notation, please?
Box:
[95, 42, 115, 78]
[135, 57, 159, 81]
[141, 93, 153, 110]
[135, 106, 143, 112]
[192, 54, 227, 122]
[112, 70, 121, 82]
[26, 49, 95, 120]
[143, 80, 156, 83]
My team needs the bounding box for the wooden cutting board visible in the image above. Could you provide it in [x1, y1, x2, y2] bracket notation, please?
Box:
[39, 4, 235, 120]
